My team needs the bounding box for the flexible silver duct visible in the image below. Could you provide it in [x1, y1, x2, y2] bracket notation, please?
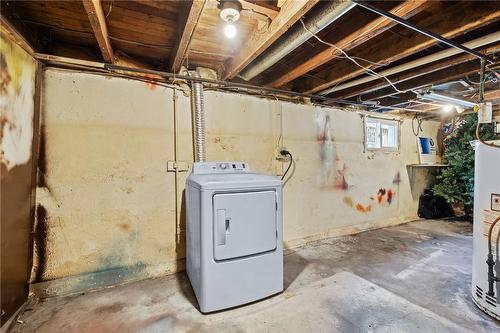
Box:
[190, 70, 206, 162]
[239, 0, 355, 81]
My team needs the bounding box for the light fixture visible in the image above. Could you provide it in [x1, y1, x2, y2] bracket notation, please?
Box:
[442, 105, 454, 113]
[417, 91, 478, 109]
[218, 0, 242, 39]
[224, 22, 237, 39]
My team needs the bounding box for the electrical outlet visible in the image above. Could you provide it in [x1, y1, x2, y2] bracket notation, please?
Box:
[167, 161, 189, 172]
[276, 147, 290, 161]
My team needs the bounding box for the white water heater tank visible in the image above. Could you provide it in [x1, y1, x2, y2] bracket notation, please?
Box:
[472, 142, 500, 319]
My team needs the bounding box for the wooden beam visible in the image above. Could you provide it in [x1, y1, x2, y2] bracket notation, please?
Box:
[82, 0, 114, 63]
[360, 60, 489, 102]
[484, 89, 500, 102]
[222, 0, 319, 80]
[332, 44, 500, 99]
[241, 0, 280, 20]
[382, 89, 500, 111]
[300, 2, 500, 94]
[170, 0, 206, 73]
[266, 0, 431, 88]
[374, 93, 418, 107]
[0, 14, 36, 56]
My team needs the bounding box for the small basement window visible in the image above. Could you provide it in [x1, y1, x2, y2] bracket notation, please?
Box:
[364, 117, 399, 151]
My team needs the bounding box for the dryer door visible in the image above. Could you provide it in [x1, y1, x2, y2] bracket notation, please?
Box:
[213, 191, 277, 261]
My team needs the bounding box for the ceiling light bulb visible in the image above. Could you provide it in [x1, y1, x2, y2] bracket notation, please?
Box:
[443, 105, 454, 113]
[219, 0, 242, 22]
[224, 23, 237, 39]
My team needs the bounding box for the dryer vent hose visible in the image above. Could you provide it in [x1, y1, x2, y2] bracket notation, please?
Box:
[190, 70, 206, 162]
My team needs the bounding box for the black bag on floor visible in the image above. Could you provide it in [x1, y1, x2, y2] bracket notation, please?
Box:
[418, 189, 454, 219]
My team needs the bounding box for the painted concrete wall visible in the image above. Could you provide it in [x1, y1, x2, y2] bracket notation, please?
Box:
[0, 34, 38, 324]
[36, 68, 439, 295]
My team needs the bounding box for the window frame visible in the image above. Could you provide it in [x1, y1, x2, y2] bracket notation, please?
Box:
[363, 116, 400, 152]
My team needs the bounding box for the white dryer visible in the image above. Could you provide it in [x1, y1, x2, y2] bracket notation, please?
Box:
[186, 162, 283, 313]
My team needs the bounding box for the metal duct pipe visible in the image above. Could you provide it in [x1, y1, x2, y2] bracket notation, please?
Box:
[239, 0, 355, 81]
[190, 70, 206, 162]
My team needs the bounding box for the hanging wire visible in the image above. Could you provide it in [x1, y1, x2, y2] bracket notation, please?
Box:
[241, 9, 271, 35]
[14, 19, 172, 49]
[412, 113, 424, 136]
[299, 18, 407, 95]
[274, 95, 284, 148]
[280, 151, 293, 181]
[105, 0, 114, 18]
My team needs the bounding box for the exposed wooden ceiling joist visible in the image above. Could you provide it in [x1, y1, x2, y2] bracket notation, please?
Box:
[266, 0, 432, 88]
[82, 0, 114, 62]
[376, 86, 500, 109]
[299, 2, 500, 94]
[373, 93, 419, 108]
[170, 0, 206, 73]
[240, 0, 280, 20]
[360, 60, 496, 102]
[222, 0, 319, 80]
[483, 89, 500, 102]
[332, 43, 500, 99]
[2, 0, 497, 114]
[0, 14, 35, 56]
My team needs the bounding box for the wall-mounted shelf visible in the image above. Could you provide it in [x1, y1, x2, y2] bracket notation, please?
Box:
[406, 164, 448, 181]
[407, 164, 448, 168]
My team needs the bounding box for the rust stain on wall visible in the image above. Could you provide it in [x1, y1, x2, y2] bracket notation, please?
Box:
[392, 171, 401, 185]
[355, 203, 372, 213]
[343, 187, 397, 213]
[120, 223, 131, 231]
[377, 188, 386, 204]
[343, 196, 353, 207]
[334, 164, 349, 190]
[387, 189, 394, 204]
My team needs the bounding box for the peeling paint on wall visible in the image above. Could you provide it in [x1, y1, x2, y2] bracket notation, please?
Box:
[0, 35, 36, 170]
[0, 34, 38, 323]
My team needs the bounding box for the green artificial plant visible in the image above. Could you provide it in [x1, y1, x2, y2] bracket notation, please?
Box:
[433, 114, 497, 220]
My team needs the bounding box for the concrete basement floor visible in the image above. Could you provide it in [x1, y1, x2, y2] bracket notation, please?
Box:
[10, 219, 500, 332]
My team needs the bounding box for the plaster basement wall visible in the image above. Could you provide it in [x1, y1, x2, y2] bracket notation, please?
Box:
[34, 68, 439, 296]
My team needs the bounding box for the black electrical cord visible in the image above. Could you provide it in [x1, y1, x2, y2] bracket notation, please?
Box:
[280, 150, 293, 181]
[412, 113, 423, 136]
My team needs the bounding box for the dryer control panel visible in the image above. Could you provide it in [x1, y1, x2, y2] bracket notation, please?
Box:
[192, 162, 250, 174]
